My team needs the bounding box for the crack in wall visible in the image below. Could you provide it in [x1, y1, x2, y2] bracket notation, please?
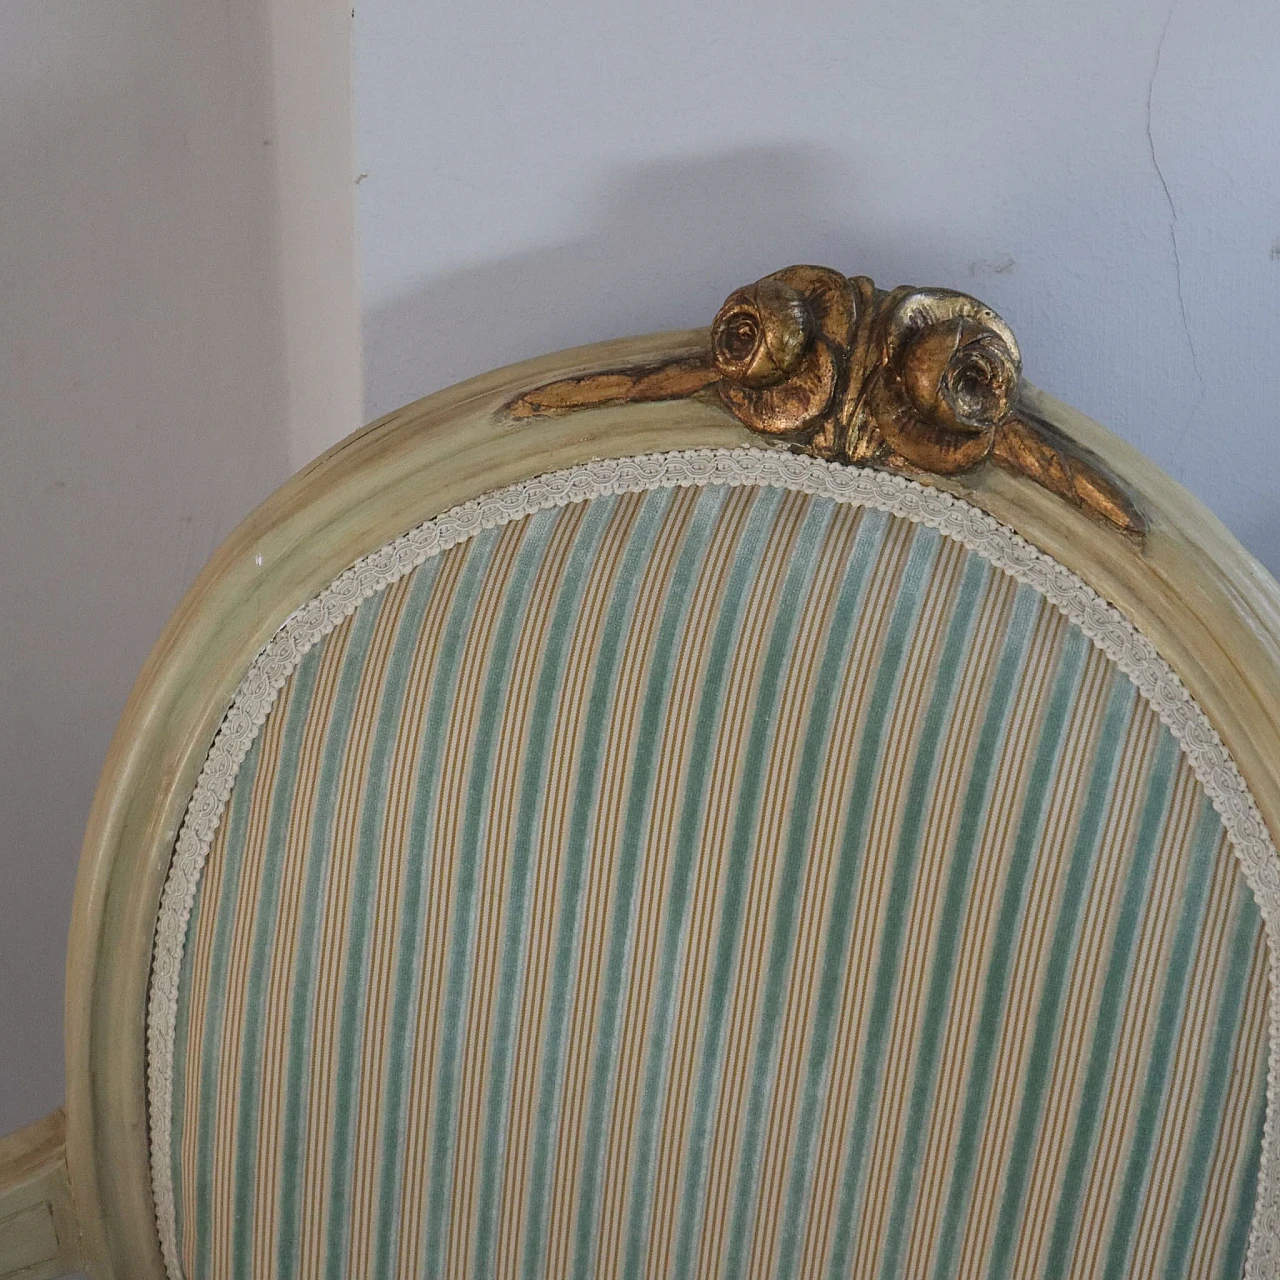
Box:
[1146, 0, 1205, 457]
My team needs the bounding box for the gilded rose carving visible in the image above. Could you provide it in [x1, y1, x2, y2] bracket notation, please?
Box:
[508, 265, 1145, 535]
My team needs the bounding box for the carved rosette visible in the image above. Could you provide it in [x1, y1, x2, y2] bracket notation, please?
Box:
[507, 264, 1145, 535]
[710, 267, 851, 448]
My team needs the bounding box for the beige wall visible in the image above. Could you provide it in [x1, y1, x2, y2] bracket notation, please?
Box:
[0, 1, 361, 1138]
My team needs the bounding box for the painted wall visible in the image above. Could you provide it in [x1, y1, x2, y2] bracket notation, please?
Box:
[357, 0, 1280, 575]
[0, 0, 360, 1143]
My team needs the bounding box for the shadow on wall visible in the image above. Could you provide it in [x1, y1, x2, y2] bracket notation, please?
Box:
[363, 146, 933, 420]
[362, 144, 1280, 580]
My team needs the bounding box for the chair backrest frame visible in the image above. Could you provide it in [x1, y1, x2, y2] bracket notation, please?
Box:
[61, 320, 1280, 1279]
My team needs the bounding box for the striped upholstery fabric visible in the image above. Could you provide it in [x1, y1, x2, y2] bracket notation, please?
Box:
[162, 478, 1269, 1280]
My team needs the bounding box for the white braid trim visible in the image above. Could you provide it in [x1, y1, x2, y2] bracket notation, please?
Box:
[145, 447, 1280, 1280]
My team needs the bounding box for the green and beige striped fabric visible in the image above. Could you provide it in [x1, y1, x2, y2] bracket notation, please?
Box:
[160, 474, 1269, 1280]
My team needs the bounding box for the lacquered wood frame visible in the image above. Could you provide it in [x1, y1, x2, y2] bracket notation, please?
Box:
[1, 327, 1276, 1278]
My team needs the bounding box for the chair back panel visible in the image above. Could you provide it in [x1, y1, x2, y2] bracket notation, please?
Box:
[152, 458, 1269, 1280]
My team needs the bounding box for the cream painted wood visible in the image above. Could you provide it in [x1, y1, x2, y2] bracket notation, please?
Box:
[0, 1111, 82, 1280]
[0, 328, 1265, 1277]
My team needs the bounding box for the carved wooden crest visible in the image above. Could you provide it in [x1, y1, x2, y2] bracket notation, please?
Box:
[507, 265, 1144, 534]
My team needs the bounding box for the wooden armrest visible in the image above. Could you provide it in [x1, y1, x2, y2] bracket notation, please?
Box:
[0, 1112, 83, 1279]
